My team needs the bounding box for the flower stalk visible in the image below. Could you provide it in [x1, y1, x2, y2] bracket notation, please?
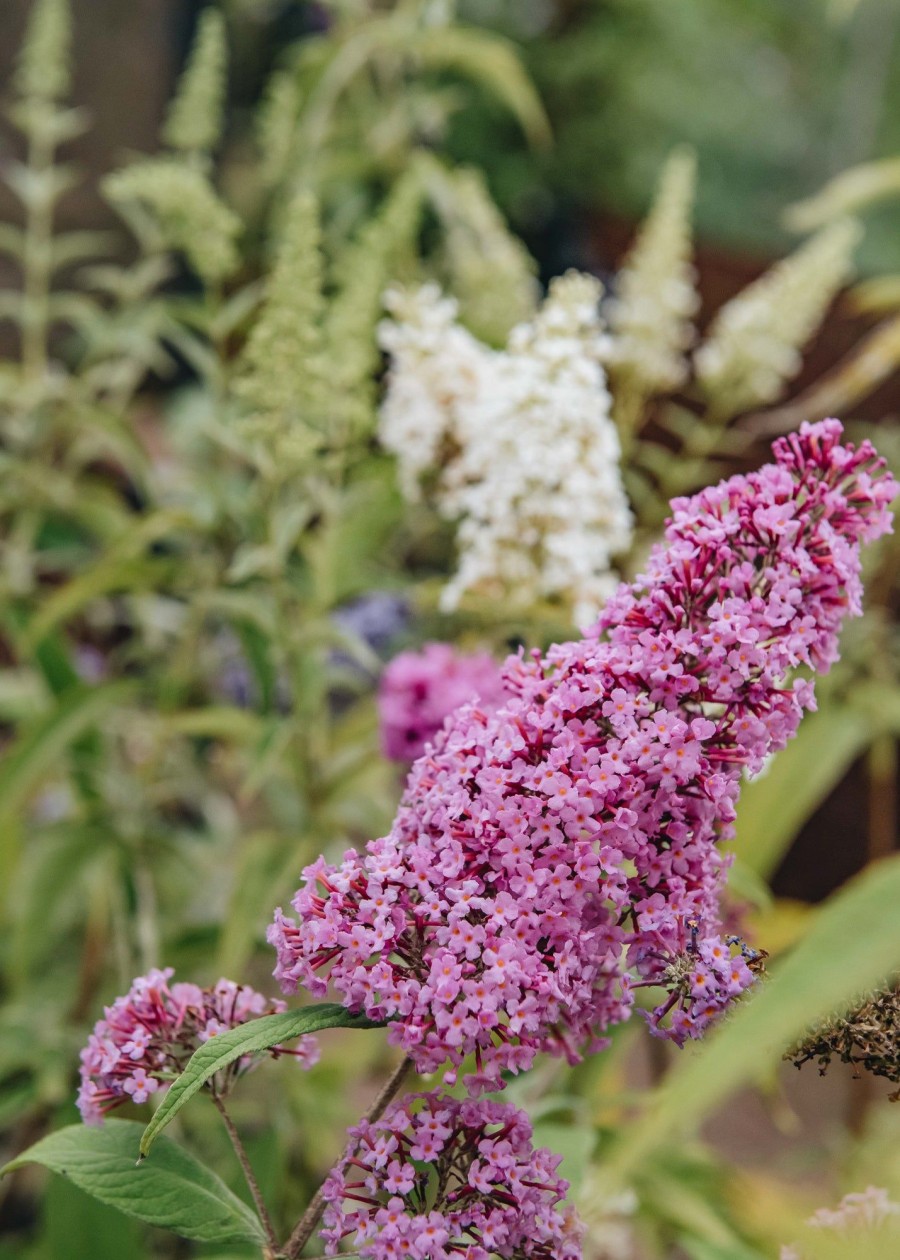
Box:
[283, 1055, 413, 1259]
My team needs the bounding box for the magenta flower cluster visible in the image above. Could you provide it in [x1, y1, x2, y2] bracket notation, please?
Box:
[321, 1091, 581, 1260]
[378, 642, 507, 762]
[270, 421, 896, 1089]
[77, 968, 319, 1124]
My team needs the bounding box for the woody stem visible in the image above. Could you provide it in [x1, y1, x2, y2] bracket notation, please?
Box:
[211, 1092, 280, 1255]
[283, 1055, 413, 1259]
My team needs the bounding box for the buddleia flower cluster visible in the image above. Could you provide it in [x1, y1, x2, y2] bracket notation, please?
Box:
[161, 7, 227, 159]
[378, 642, 508, 763]
[14, 0, 70, 104]
[270, 421, 896, 1091]
[781, 1187, 900, 1260]
[429, 164, 539, 346]
[104, 160, 241, 283]
[77, 969, 318, 1125]
[234, 190, 331, 467]
[378, 275, 633, 626]
[321, 1093, 581, 1260]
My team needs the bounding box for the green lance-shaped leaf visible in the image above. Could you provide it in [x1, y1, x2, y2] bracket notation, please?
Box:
[163, 8, 228, 157]
[257, 68, 304, 189]
[412, 25, 551, 148]
[21, 508, 190, 650]
[731, 704, 873, 879]
[325, 167, 425, 437]
[140, 1005, 383, 1158]
[0, 680, 136, 886]
[606, 854, 900, 1180]
[1, 1120, 266, 1246]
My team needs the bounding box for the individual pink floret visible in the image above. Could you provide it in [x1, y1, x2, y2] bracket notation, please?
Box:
[378, 642, 508, 762]
[77, 969, 319, 1124]
[270, 421, 896, 1088]
[320, 1091, 582, 1260]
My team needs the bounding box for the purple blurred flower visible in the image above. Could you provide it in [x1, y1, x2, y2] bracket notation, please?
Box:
[378, 641, 507, 761]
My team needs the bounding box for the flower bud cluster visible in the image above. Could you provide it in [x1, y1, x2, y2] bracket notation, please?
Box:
[77, 969, 318, 1124]
[321, 1091, 582, 1260]
[378, 642, 507, 763]
[270, 421, 897, 1088]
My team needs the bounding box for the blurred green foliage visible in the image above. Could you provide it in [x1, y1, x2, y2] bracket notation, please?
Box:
[454, 0, 900, 270]
[0, 1, 899, 1258]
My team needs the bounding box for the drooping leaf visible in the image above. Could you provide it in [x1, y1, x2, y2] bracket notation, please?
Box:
[0, 680, 135, 886]
[412, 26, 551, 148]
[140, 1005, 383, 1157]
[1, 1120, 265, 1246]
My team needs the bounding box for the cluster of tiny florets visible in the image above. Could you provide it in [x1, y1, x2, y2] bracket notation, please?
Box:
[270, 421, 897, 1090]
[77, 969, 318, 1124]
[321, 1092, 582, 1260]
[781, 1186, 900, 1259]
[378, 275, 633, 625]
[378, 642, 507, 762]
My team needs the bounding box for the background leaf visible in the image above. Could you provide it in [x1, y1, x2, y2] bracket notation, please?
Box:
[731, 705, 872, 878]
[0, 680, 135, 889]
[1, 1120, 265, 1246]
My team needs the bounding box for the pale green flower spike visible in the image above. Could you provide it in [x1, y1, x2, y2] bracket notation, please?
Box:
[162, 8, 228, 158]
[436, 166, 538, 346]
[695, 218, 861, 420]
[235, 190, 330, 469]
[104, 159, 241, 283]
[16, 0, 72, 103]
[606, 147, 698, 438]
[257, 69, 304, 189]
[326, 169, 424, 440]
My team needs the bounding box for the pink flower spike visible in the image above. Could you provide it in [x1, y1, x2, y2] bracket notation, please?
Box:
[271, 420, 896, 1083]
[321, 1092, 582, 1260]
